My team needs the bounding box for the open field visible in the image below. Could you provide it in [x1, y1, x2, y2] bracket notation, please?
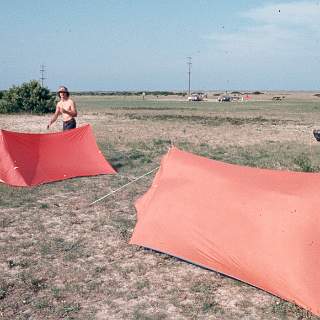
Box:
[1, 94, 320, 319]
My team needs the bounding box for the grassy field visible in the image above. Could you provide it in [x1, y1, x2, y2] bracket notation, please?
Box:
[1, 96, 320, 319]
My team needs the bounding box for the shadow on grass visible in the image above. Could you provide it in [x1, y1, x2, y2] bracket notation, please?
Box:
[125, 114, 298, 126]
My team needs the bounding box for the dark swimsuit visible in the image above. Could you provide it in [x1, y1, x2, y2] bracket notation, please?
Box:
[63, 118, 76, 131]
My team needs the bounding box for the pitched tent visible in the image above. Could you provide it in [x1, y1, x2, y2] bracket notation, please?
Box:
[130, 147, 320, 316]
[0, 124, 116, 186]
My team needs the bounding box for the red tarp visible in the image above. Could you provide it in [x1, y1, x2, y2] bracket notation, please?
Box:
[130, 147, 320, 315]
[0, 125, 116, 186]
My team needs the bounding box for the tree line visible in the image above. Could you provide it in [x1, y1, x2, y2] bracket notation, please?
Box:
[0, 80, 189, 114]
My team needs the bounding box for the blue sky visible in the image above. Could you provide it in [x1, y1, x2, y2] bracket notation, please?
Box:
[1, 1, 320, 91]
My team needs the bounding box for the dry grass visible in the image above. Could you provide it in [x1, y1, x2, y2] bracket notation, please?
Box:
[1, 94, 320, 319]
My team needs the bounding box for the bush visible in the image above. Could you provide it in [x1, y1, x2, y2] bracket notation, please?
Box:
[0, 100, 9, 113]
[0, 80, 56, 114]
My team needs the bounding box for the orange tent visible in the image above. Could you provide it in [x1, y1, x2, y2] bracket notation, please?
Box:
[130, 147, 320, 315]
[0, 125, 116, 186]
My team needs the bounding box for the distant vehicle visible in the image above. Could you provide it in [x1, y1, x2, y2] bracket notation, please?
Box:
[188, 93, 204, 101]
[230, 95, 243, 102]
[217, 95, 231, 102]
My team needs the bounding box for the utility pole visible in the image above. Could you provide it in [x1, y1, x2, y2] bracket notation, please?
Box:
[40, 64, 46, 87]
[187, 57, 192, 96]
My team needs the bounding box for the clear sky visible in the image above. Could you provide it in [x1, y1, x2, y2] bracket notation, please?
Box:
[1, 0, 320, 91]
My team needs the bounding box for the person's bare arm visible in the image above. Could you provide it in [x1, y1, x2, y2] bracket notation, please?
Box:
[47, 104, 61, 129]
[61, 100, 77, 117]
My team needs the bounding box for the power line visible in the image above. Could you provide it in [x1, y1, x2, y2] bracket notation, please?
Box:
[186, 57, 192, 96]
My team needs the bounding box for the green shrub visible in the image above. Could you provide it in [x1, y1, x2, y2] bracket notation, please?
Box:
[0, 80, 56, 114]
[0, 100, 9, 113]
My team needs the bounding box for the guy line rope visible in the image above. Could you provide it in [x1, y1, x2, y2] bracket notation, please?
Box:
[89, 166, 160, 206]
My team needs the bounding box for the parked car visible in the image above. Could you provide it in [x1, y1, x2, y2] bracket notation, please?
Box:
[188, 93, 204, 101]
[217, 95, 231, 102]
